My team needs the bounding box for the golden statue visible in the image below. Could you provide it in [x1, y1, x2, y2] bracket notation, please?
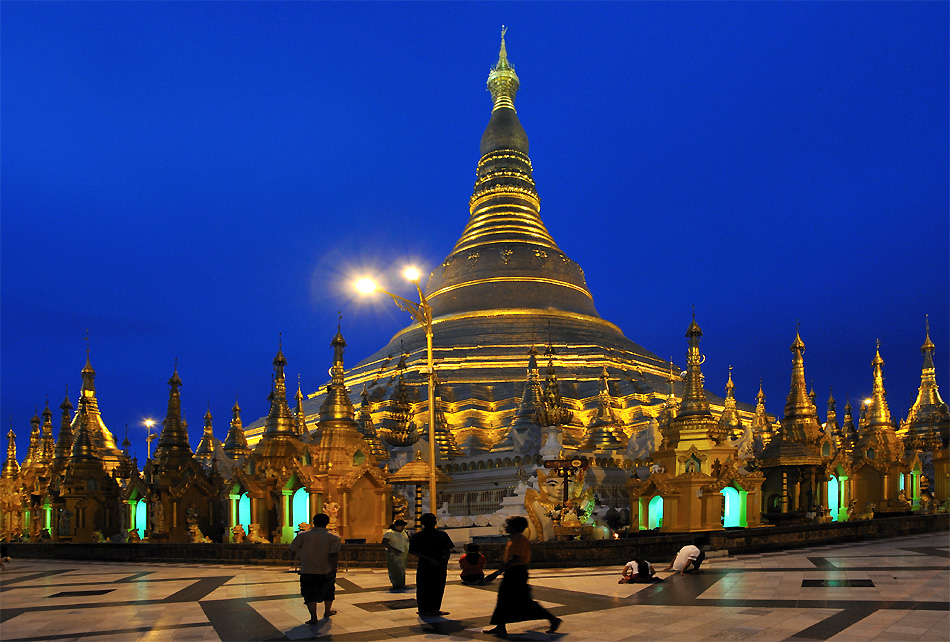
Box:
[524, 467, 591, 541]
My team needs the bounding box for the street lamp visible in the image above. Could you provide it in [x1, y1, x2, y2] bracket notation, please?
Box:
[357, 268, 438, 513]
[144, 419, 158, 459]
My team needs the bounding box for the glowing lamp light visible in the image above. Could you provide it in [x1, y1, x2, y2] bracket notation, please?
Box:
[864, 398, 873, 405]
[404, 267, 420, 282]
[355, 278, 377, 294]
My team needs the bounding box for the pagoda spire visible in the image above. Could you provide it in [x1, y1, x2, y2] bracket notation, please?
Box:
[382, 353, 419, 447]
[41, 399, 56, 463]
[717, 366, 744, 440]
[784, 326, 814, 419]
[70, 399, 100, 463]
[194, 403, 215, 465]
[356, 385, 389, 462]
[53, 390, 74, 470]
[535, 343, 573, 428]
[430, 378, 464, 459]
[223, 396, 251, 460]
[584, 367, 624, 449]
[423, 29, 600, 322]
[751, 380, 774, 446]
[1, 427, 19, 479]
[903, 316, 949, 446]
[318, 325, 356, 425]
[676, 313, 712, 418]
[825, 388, 841, 442]
[865, 340, 893, 429]
[487, 25, 520, 112]
[855, 342, 902, 462]
[294, 377, 308, 438]
[70, 343, 121, 464]
[781, 327, 822, 444]
[264, 335, 297, 438]
[842, 400, 857, 452]
[23, 409, 42, 468]
[155, 361, 192, 456]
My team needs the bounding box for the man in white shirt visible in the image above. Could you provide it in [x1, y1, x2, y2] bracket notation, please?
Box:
[663, 536, 708, 575]
[289, 513, 341, 625]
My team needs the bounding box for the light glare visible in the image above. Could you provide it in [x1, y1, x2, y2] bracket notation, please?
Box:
[404, 267, 420, 282]
[356, 278, 377, 294]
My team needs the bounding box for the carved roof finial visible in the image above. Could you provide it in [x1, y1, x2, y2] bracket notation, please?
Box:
[487, 26, 519, 111]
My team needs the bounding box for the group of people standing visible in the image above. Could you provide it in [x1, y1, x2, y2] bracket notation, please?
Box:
[291, 511, 559, 637]
[289, 513, 707, 637]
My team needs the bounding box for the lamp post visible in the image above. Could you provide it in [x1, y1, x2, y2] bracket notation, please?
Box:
[144, 419, 157, 460]
[357, 269, 439, 513]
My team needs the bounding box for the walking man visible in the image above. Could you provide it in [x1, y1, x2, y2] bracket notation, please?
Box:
[288, 513, 341, 625]
[408, 512, 454, 616]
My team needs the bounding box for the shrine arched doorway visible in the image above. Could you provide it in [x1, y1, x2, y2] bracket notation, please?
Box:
[238, 493, 251, 528]
[648, 496, 663, 529]
[134, 498, 148, 534]
[292, 487, 309, 528]
[721, 487, 741, 527]
[828, 475, 840, 521]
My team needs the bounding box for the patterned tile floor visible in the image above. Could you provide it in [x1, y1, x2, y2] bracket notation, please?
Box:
[1, 532, 947, 641]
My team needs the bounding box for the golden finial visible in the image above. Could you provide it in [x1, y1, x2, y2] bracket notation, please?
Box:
[487, 26, 519, 111]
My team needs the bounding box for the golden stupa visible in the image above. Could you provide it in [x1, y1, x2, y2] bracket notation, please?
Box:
[247, 30, 754, 514]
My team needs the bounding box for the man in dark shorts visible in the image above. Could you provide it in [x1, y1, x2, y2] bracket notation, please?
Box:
[288, 513, 341, 625]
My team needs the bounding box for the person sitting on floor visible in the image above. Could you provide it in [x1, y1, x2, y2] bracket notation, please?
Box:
[618, 557, 662, 583]
[459, 543, 487, 584]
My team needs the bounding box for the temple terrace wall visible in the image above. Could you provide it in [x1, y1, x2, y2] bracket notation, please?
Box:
[5, 513, 946, 569]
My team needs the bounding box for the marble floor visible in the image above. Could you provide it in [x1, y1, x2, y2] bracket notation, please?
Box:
[1, 532, 947, 642]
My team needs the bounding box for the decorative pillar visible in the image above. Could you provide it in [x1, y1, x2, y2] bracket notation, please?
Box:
[414, 484, 423, 531]
[781, 471, 788, 513]
[281, 490, 294, 543]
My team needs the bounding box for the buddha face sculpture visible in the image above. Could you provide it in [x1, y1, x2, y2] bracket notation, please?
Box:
[538, 469, 565, 504]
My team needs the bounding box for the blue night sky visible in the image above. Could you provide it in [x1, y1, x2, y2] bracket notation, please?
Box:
[2, 2, 947, 461]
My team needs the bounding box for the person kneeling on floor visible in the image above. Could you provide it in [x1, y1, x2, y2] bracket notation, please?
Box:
[663, 535, 709, 576]
[618, 557, 663, 583]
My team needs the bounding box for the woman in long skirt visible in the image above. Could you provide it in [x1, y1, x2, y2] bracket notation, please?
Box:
[483, 516, 561, 638]
[382, 520, 409, 589]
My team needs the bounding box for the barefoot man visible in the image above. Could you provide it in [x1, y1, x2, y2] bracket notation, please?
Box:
[289, 513, 341, 625]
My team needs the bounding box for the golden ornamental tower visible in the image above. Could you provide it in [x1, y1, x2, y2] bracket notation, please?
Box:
[153, 364, 192, 461]
[40, 401, 55, 464]
[52, 391, 74, 475]
[294, 378, 308, 439]
[1, 429, 18, 479]
[430, 379, 464, 459]
[68, 348, 123, 472]
[262, 339, 297, 439]
[855, 341, 902, 462]
[22, 410, 42, 469]
[717, 367, 744, 440]
[583, 367, 625, 450]
[780, 329, 823, 444]
[223, 397, 251, 461]
[900, 317, 949, 450]
[356, 386, 389, 463]
[194, 405, 215, 466]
